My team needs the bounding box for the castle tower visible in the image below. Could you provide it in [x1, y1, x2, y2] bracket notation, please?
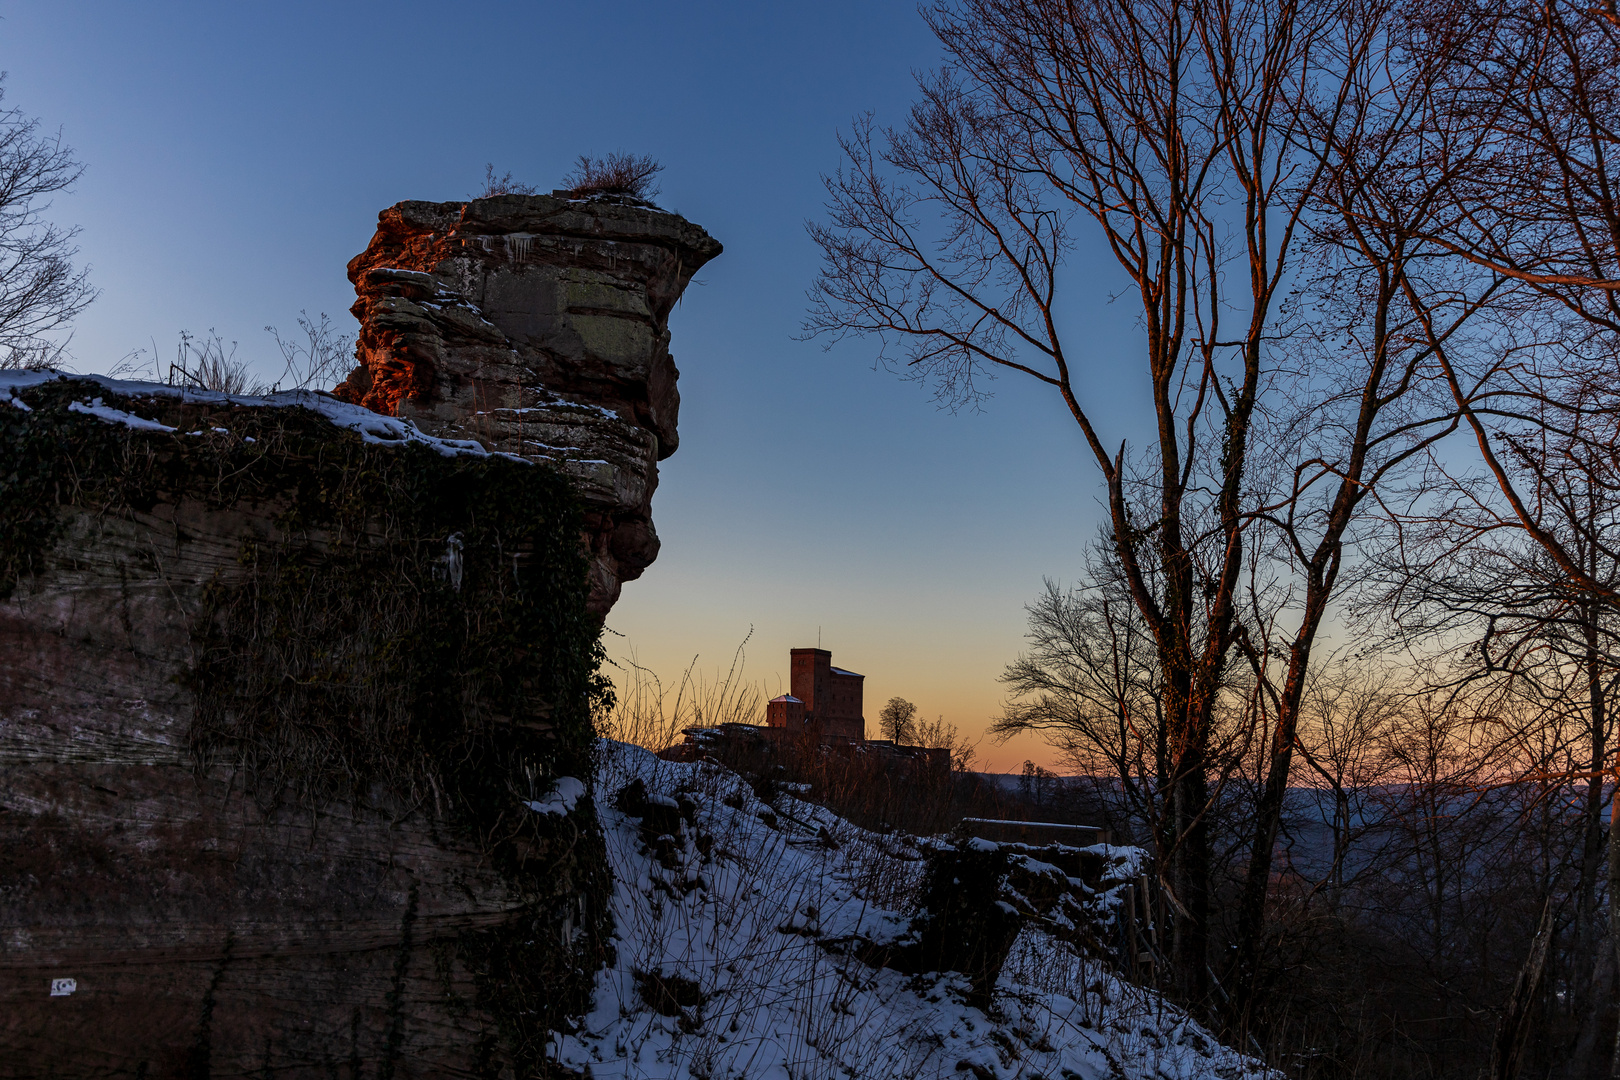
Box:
[790, 647, 864, 741]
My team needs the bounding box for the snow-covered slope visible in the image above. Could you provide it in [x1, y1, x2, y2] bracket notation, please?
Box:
[557, 743, 1274, 1080]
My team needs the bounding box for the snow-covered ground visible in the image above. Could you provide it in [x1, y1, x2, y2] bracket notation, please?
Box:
[556, 742, 1275, 1080]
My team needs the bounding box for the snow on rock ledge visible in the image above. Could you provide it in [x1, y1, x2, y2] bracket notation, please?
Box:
[0, 369, 510, 458]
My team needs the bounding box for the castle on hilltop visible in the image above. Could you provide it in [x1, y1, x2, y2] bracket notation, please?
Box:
[766, 648, 866, 741]
[667, 645, 949, 773]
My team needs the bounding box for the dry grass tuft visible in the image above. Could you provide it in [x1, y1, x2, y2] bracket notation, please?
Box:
[597, 633, 764, 751]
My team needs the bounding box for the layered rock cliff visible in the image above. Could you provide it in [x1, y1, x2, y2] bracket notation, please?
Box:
[336, 192, 721, 616]
[0, 193, 718, 1077]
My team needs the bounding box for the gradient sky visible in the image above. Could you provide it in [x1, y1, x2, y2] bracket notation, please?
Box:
[5, 1, 1156, 771]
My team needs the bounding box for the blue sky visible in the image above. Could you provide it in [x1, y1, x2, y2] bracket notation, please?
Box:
[6, 1, 1151, 769]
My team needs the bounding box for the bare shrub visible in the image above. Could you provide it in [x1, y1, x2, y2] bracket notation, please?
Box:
[107, 314, 352, 395]
[265, 311, 354, 392]
[562, 152, 662, 200]
[914, 714, 977, 773]
[475, 163, 538, 199]
[2, 335, 72, 371]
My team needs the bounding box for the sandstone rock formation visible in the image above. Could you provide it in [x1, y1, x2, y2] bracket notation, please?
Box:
[336, 191, 722, 616]
[0, 193, 718, 1077]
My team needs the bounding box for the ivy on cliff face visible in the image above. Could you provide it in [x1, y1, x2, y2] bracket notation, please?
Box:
[0, 384, 136, 600]
[184, 417, 610, 826]
[0, 376, 613, 1070]
[3, 377, 608, 805]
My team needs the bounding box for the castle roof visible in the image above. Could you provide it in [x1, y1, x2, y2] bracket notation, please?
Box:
[830, 667, 863, 678]
[769, 695, 803, 704]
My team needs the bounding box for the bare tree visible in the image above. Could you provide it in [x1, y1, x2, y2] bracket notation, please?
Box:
[878, 696, 919, 743]
[996, 570, 1167, 823]
[808, 0, 1469, 1019]
[1398, 0, 1620, 602]
[809, 0, 1335, 1004]
[0, 78, 96, 369]
[994, 549, 1181, 866]
[1371, 379, 1620, 1073]
[1206, 0, 1543, 1027]
[1264, 656, 1405, 916]
[913, 714, 979, 769]
[1379, 3, 1620, 1068]
[1404, 0, 1620, 342]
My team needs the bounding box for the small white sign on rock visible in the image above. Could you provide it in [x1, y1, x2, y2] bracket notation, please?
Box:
[49, 977, 76, 997]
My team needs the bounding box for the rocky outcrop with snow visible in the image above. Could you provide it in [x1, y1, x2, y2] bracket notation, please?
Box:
[0, 189, 721, 1076]
[0, 368, 613, 1076]
[568, 742, 1275, 1080]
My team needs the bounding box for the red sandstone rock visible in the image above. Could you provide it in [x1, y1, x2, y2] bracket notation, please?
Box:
[337, 192, 722, 616]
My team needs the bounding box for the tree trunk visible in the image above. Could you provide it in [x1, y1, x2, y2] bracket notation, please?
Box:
[1172, 762, 1212, 1006]
[1610, 780, 1620, 1079]
[1569, 945, 1614, 1080]
[1573, 638, 1611, 1076]
[1489, 898, 1554, 1080]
